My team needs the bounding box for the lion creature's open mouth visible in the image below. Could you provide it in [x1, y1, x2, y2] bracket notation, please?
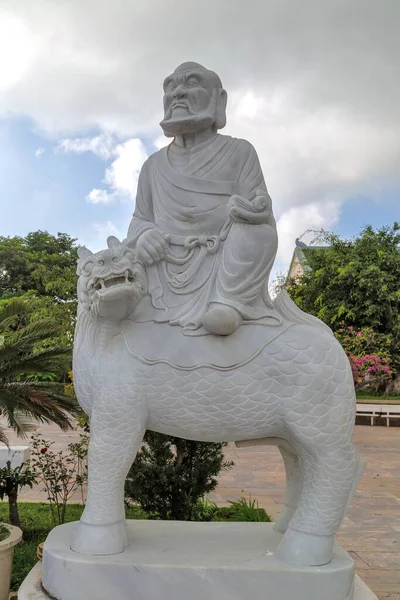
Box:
[91, 270, 135, 292]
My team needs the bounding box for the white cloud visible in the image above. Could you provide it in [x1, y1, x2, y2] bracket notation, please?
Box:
[276, 200, 341, 266]
[1, 0, 399, 271]
[153, 135, 169, 150]
[86, 188, 116, 205]
[56, 133, 117, 160]
[57, 135, 148, 204]
[79, 221, 125, 252]
[35, 147, 44, 157]
[102, 138, 148, 199]
[0, 11, 37, 91]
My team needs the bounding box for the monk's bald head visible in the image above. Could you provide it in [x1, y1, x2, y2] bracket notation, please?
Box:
[168, 62, 223, 90]
[160, 61, 227, 136]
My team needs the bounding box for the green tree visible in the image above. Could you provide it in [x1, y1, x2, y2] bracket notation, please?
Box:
[0, 298, 79, 445]
[125, 432, 233, 521]
[287, 224, 400, 334]
[0, 231, 78, 301]
[286, 224, 400, 380]
[0, 231, 79, 345]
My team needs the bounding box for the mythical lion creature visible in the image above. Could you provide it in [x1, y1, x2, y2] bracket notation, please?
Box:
[71, 236, 363, 567]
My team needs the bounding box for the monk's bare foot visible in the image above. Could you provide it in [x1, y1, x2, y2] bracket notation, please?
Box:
[202, 304, 242, 336]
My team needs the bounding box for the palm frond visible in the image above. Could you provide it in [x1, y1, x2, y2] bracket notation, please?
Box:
[0, 297, 76, 437]
[1, 318, 64, 350]
[0, 298, 35, 332]
[0, 426, 9, 446]
[0, 404, 38, 438]
[0, 383, 77, 433]
[0, 346, 72, 380]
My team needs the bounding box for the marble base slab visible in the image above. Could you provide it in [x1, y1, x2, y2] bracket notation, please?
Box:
[18, 521, 378, 600]
[19, 562, 379, 600]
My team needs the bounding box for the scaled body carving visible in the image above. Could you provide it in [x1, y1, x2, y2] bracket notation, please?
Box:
[71, 63, 363, 568]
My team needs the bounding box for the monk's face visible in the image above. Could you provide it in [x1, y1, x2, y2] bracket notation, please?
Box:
[160, 69, 217, 136]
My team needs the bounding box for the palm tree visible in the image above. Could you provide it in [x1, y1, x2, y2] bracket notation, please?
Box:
[0, 298, 79, 445]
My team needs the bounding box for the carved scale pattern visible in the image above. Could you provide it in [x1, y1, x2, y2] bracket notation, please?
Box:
[74, 320, 360, 537]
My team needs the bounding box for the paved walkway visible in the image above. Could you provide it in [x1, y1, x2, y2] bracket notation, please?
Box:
[1, 423, 399, 598]
[214, 426, 400, 599]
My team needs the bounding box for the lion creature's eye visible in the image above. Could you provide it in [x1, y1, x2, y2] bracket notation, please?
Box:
[112, 256, 119, 262]
[98, 260, 104, 266]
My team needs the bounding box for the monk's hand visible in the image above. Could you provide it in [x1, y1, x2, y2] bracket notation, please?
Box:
[227, 190, 272, 225]
[136, 229, 169, 265]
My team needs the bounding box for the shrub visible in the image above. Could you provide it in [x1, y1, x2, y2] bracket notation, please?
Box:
[335, 325, 397, 390]
[29, 433, 88, 525]
[125, 432, 233, 521]
[218, 497, 271, 522]
[0, 461, 37, 529]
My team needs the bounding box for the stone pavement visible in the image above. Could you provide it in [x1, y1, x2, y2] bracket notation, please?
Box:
[1, 423, 399, 599]
[213, 426, 400, 599]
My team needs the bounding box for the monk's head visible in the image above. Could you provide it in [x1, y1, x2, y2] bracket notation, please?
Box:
[160, 62, 227, 137]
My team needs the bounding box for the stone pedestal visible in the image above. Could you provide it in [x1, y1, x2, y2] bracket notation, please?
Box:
[17, 521, 377, 600]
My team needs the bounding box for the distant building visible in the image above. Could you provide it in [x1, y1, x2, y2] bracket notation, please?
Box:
[286, 239, 328, 283]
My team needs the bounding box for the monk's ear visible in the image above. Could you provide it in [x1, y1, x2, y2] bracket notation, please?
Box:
[215, 88, 227, 130]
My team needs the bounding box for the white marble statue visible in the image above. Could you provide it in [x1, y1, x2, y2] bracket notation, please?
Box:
[125, 62, 278, 336]
[70, 62, 363, 568]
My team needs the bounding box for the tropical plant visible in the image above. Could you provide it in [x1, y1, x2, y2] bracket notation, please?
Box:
[125, 432, 233, 521]
[0, 298, 79, 444]
[192, 497, 220, 521]
[225, 497, 271, 522]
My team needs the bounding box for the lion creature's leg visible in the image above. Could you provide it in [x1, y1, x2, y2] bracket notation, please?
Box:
[275, 435, 362, 566]
[71, 382, 146, 555]
[274, 440, 303, 533]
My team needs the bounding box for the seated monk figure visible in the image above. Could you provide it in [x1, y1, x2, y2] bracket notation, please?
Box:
[124, 62, 278, 336]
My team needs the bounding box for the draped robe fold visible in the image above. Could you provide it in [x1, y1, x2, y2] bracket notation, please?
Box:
[125, 134, 278, 333]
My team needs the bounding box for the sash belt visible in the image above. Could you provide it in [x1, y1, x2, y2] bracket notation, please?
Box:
[165, 222, 231, 289]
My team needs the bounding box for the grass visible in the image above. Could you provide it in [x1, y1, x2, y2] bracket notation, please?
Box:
[356, 397, 400, 405]
[356, 390, 400, 403]
[193, 497, 271, 523]
[0, 523, 10, 541]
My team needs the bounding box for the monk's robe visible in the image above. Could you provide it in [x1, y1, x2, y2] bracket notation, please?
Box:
[125, 134, 278, 333]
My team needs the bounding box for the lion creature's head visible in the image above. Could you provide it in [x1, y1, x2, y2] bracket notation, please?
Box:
[77, 236, 147, 321]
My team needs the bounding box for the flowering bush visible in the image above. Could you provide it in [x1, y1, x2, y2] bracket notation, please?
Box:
[335, 325, 397, 390]
[30, 432, 88, 525]
[348, 353, 393, 390]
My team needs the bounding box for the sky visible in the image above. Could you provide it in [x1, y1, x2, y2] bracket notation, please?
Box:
[0, 0, 399, 280]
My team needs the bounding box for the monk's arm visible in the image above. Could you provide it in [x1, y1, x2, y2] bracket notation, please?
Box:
[124, 159, 159, 247]
[236, 141, 277, 230]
